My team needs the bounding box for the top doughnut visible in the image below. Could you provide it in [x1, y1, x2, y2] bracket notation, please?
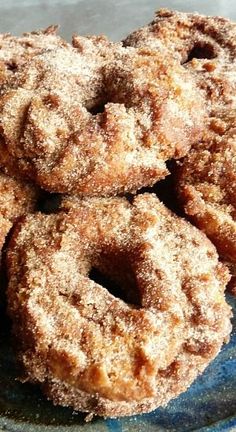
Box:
[0, 32, 205, 196]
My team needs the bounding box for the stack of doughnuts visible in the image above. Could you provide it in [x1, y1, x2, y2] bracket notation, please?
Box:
[125, 9, 236, 293]
[0, 9, 235, 418]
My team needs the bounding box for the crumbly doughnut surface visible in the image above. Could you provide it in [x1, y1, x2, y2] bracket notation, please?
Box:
[124, 9, 236, 110]
[177, 110, 236, 289]
[0, 34, 205, 195]
[0, 27, 69, 177]
[0, 26, 68, 87]
[7, 194, 231, 417]
[125, 9, 236, 289]
[0, 171, 38, 251]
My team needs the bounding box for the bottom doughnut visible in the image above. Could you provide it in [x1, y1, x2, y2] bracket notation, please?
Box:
[7, 194, 231, 417]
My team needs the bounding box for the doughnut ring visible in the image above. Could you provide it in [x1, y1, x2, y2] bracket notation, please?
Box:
[176, 109, 236, 292]
[0, 35, 205, 195]
[7, 194, 231, 417]
[0, 171, 38, 253]
[124, 9, 236, 110]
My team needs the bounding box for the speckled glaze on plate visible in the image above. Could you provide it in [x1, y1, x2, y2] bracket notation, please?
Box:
[0, 294, 235, 432]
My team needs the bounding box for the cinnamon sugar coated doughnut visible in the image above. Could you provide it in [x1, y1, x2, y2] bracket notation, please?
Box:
[7, 194, 231, 417]
[0, 33, 205, 195]
[0, 171, 38, 252]
[124, 9, 236, 110]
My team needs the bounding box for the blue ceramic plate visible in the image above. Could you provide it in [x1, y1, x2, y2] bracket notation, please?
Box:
[0, 1, 235, 431]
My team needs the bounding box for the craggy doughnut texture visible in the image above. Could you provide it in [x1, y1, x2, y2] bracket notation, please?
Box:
[125, 9, 236, 290]
[0, 27, 69, 177]
[124, 9, 236, 110]
[226, 262, 236, 294]
[7, 194, 231, 417]
[0, 26, 68, 88]
[0, 171, 38, 252]
[0, 34, 205, 195]
[177, 110, 236, 291]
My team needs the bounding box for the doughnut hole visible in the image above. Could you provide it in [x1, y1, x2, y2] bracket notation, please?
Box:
[89, 262, 141, 307]
[87, 100, 109, 116]
[182, 41, 217, 64]
[88, 246, 142, 307]
[88, 102, 106, 116]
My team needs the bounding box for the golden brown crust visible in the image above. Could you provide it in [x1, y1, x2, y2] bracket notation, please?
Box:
[127, 10, 236, 290]
[0, 27, 69, 178]
[0, 171, 38, 252]
[176, 110, 236, 289]
[7, 194, 231, 417]
[0, 33, 205, 195]
[224, 261, 236, 295]
[0, 26, 68, 88]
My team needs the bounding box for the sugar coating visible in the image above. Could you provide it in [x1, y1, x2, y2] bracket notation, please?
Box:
[7, 194, 231, 417]
[124, 8, 236, 112]
[177, 110, 236, 292]
[125, 9, 236, 292]
[0, 171, 38, 251]
[0, 26, 69, 177]
[0, 26, 68, 87]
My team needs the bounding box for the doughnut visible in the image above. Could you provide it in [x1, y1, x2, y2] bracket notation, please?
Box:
[124, 9, 236, 110]
[0, 171, 38, 254]
[176, 109, 236, 292]
[0, 34, 205, 195]
[7, 194, 231, 417]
